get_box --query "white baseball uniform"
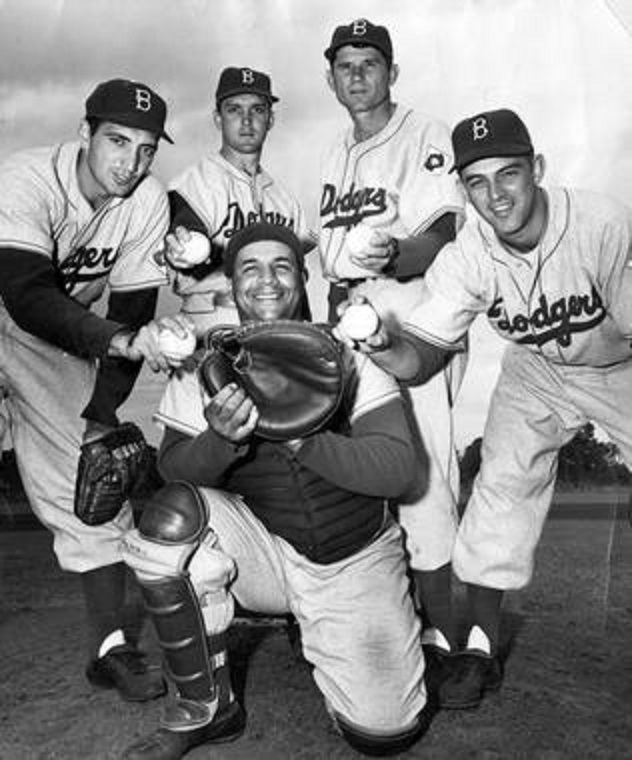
[405,185,632,588]
[318,105,466,570]
[168,153,311,334]
[0,141,168,571]
[153,348,426,730]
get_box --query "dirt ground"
[1,489,632,760]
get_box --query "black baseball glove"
[74,422,149,526]
[198,320,347,441]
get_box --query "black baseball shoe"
[122,700,246,760]
[86,644,166,702]
[422,643,457,701]
[438,649,504,709]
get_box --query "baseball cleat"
[121,700,246,760]
[438,650,504,709]
[422,643,456,700]
[85,644,166,702]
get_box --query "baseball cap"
[85,78,173,144]
[224,222,305,276]
[324,18,393,66]
[451,108,533,172]
[215,67,279,105]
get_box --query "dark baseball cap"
[452,108,533,173]
[215,67,279,105]
[324,18,393,65]
[224,222,304,276]
[85,78,173,144]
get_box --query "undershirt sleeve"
[168,191,208,235]
[391,212,457,279]
[157,424,249,485]
[0,247,123,358]
[294,398,419,498]
[81,288,159,426]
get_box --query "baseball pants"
[352,276,465,572]
[188,489,427,734]
[0,306,133,572]
[454,344,632,589]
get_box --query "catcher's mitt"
[198,320,347,441]
[74,422,148,526]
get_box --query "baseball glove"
[198,320,347,441]
[74,422,149,526]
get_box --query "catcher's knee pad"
[334,710,431,757]
[138,479,209,544]
[123,481,236,627]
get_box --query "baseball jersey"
[405,186,632,367]
[318,105,464,281]
[168,153,310,326]
[0,141,168,307]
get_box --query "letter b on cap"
[135,88,152,112]
[472,117,489,141]
[241,69,255,84]
[352,19,368,36]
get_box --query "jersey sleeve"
[404,227,493,347]
[166,162,232,303]
[154,365,209,437]
[169,161,223,232]
[0,157,58,256]
[347,351,401,423]
[398,117,465,235]
[293,352,416,497]
[108,178,169,292]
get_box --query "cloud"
[2,0,632,444]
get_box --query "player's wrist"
[382,237,400,275]
[107,328,137,358]
[82,419,115,444]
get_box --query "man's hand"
[204,383,259,443]
[334,296,423,380]
[349,229,398,274]
[164,226,211,270]
[334,296,392,355]
[107,313,196,372]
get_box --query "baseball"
[340,302,380,341]
[346,223,375,255]
[180,231,211,266]
[158,327,197,361]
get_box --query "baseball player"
[355,107,632,709]
[120,222,433,760]
[164,66,313,336]
[0,79,188,701]
[318,18,467,663]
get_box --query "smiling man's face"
[232,240,304,322]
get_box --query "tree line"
[459,422,631,494]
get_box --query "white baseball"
[180,231,211,266]
[158,328,197,361]
[340,303,380,341]
[346,223,375,255]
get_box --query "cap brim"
[324,39,391,63]
[453,147,533,173]
[217,89,279,104]
[89,111,174,144]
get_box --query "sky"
[1,0,632,449]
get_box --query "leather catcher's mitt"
[198,320,346,441]
[74,422,148,526]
